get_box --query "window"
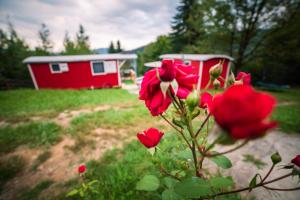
[184,60,191,65]
[50,63,61,73]
[91,61,105,75]
[50,63,68,73]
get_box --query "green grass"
[18,180,53,200]
[267,89,300,133]
[0,155,26,192]
[0,122,61,153]
[31,151,52,171]
[0,89,136,121]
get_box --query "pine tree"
[63,31,76,55]
[108,41,116,53]
[75,24,91,54]
[116,40,122,53]
[171,0,205,53]
[36,23,53,55]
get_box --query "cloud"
[0,0,179,51]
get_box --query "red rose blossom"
[78,164,86,174]
[137,128,164,148]
[139,60,198,116]
[292,155,300,167]
[210,85,277,139]
[199,92,213,109]
[236,72,251,85]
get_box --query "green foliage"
[136,175,160,191]
[31,151,52,171]
[242,154,267,169]
[19,180,53,200]
[209,154,232,169]
[66,180,99,198]
[209,177,234,189]
[0,155,26,192]
[0,122,61,153]
[35,23,53,55]
[174,177,212,198]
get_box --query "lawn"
[0,88,299,199]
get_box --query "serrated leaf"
[209,155,232,169]
[136,175,160,191]
[162,189,183,200]
[174,177,212,198]
[163,177,179,189]
[210,177,234,189]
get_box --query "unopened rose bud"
[213,79,221,89]
[227,72,235,86]
[271,152,282,165]
[209,62,223,80]
[186,90,199,111]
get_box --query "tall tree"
[116,40,122,53]
[63,31,76,55]
[171,0,205,53]
[108,41,116,53]
[75,24,91,54]
[36,23,52,55]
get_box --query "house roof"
[144,61,162,68]
[23,54,137,64]
[160,54,234,61]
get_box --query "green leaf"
[171,170,186,178]
[172,118,185,129]
[209,177,234,189]
[209,155,232,169]
[174,177,212,198]
[163,177,179,189]
[162,189,183,200]
[249,174,258,192]
[66,189,78,197]
[215,194,241,200]
[136,175,160,191]
[177,149,193,160]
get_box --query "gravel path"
[209,131,300,200]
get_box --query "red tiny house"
[24,54,137,90]
[160,54,233,90]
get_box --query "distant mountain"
[94,48,109,54]
[122,45,146,54]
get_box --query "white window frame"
[49,63,62,74]
[90,61,106,76]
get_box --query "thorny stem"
[195,113,211,138]
[201,172,294,199]
[206,140,249,157]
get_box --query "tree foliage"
[35,23,53,55]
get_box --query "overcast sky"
[0,0,179,51]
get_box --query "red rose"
[210,85,277,139]
[199,92,213,109]
[236,72,251,85]
[139,60,198,116]
[137,128,164,148]
[292,155,300,167]
[78,164,86,174]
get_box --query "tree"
[171,0,205,53]
[63,31,76,55]
[36,23,52,55]
[116,40,122,53]
[75,24,91,54]
[108,41,116,53]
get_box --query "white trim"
[23,54,137,64]
[197,61,203,91]
[27,64,39,90]
[90,61,106,76]
[49,63,62,74]
[160,54,234,61]
[224,61,231,88]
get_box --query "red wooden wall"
[30,60,119,89]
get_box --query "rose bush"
[136,60,300,199]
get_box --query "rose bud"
[186,90,199,111]
[236,72,251,85]
[226,72,235,86]
[271,152,282,165]
[213,79,221,89]
[78,164,86,174]
[199,92,213,110]
[209,61,223,80]
[291,155,300,167]
[210,85,277,139]
[137,128,164,148]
